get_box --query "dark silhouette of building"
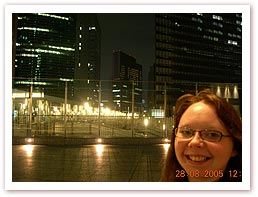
[112,51,143,113]
[150,13,242,116]
[74,14,101,106]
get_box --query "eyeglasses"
[175,127,232,142]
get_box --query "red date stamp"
[176,169,224,178]
[204,170,224,178]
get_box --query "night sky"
[97,13,155,81]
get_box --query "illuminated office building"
[13,13,101,103]
[13,13,76,99]
[151,13,242,115]
[112,51,143,113]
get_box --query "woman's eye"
[206,131,220,138]
[181,130,192,136]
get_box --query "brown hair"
[160,89,242,182]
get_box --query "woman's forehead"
[178,102,224,129]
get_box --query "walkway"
[12,144,169,182]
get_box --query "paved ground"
[12,144,169,182]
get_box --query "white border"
[5,4,250,191]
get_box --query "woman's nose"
[188,131,204,147]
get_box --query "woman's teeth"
[189,155,207,161]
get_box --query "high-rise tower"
[112,51,143,113]
[151,13,242,115]
[74,14,101,105]
[13,13,76,99]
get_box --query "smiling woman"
[160,89,242,182]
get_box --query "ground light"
[97,138,102,144]
[162,143,170,154]
[22,144,34,157]
[162,138,170,154]
[25,137,34,144]
[144,118,149,137]
[163,138,170,144]
[95,144,104,157]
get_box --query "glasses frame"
[175,127,232,142]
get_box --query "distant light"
[12,92,44,99]
[89,27,96,30]
[25,138,34,144]
[22,144,34,157]
[162,143,170,154]
[163,138,170,144]
[233,85,239,99]
[216,85,222,97]
[60,78,73,82]
[224,85,231,98]
[97,138,102,144]
[95,144,104,157]
[163,124,166,131]
[18,27,50,32]
[144,118,149,127]
[37,13,70,21]
[213,15,223,21]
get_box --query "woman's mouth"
[187,155,210,162]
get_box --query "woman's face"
[174,101,236,181]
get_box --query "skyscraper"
[13,13,101,104]
[74,14,101,105]
[151,13,242,115]
[13,13,76,99]
[112,51,143,113]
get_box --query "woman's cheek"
[174,139,186,157]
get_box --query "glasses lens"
[176,128,223,142]
[177,128,193,138]
[201,130,221,142]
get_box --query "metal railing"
[12,78,241,139]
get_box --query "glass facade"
[14,13,76,98]
[151,13,242,115]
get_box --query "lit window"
[48,45,74,51]
[174,22,180,27]
[89,27,96,30]
[213,15,223,21]
[228,40,238,45]
[17,27,50,32]
[37,13,69,20]
[197,27,202,31]
[236,20,242,25]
